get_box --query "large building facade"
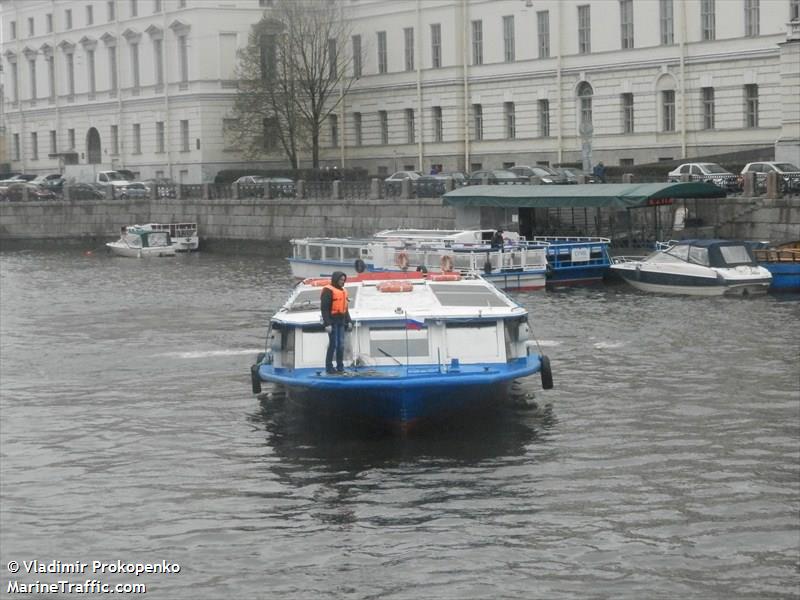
[2,0,799,181]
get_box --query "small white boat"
[134,222,199,252]
[250,271,553,433]
[610,239,772,296]
[106,226,176,258]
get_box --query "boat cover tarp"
[442,182,726,209]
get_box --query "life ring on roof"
[395,251,410,270]
[440,255,454,272]
[377,281,414,293]
[428,272,461,282]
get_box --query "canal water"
[1,248,798,599]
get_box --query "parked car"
[116,169,137,181]
[30,174,65,193]
[740,162,800,193]
[509,165,569,184]
[1,182,57,201]
[139,178,177,199]
[117,182,149,199]
[233,175,296,197]
[553,167,598,184]
[467,169,528,185]
[233,175,268,186]
[0,173,37,185]
[66,182,105,200]
[667,163,742,192]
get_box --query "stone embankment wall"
[0,196,457,253]
[697,197,800,242]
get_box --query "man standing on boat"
[321,271,353,374]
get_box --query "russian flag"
[405,318,425,330]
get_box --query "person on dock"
[321,271,353,374]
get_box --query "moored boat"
[250,272,553,433]
[106,226,177,258]
[610,239,772,296]
[133,222,199,252]
[752,241,800,292]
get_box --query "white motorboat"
[106,226,176,258]
[610,239,772,296]
[134,222,199,251]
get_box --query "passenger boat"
[288,229,611,290]
[250,272,553,433]
[133,222,199,252]
[610,239,772,296]
[751,240,800,292]
[106,225,177,258]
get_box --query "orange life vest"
[323,285,348,315]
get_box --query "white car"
[740,162,800,192]
[667,163,741,192]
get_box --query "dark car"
[117,182,149,200]
[553,167,597,184]
[509,165,569,184]
[1,182,57,201]
[66,183,105,200]
[467,169,528,185]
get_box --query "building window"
[745,0,759,37]
[430,23,442,68]
[377,31,387,74]
[791,0,800,21]
[153,39,163,86]
[659,0,674,45]
[353,112,362,146]
[9,62,18,103]
[108,46,118,90]
[180,120,190,151]
[50,130,57,154]
[330,114,339,147]
[66,53,75,97]
[46,14,53,33]
[432,106,442,142]
[379,110,388,144]
[472,104,483,141]
[28,17,35,37]
[622,93,634,133]
[65,9,73,29]
[110,125,119,154]
[28,59,37,100]
[87,49,96,96]
[578,5,591,54]
[156,121,165,153]
[539,99,550,137]
[131,0,138,17]
[504,102,515,139]
[471,20,483,65]
[503,16,515,62]
[537,11,550,58]
[702,87,715,129]
[352,35,362,78]
[404,28,414,71]
[31,132,39,160]
[68,128,75,149]
[701,0,715,40]
[10,21,16,40]
[620,0,634,49]
[108,1,115,21]
[13,134,20,161]
[133,123,141,153]
[46,56,55,99]
[130,43,140,88]
[179,0,187,7]
[178,35,189,83]
[577,81,593,129]
[662,90,675,131]
[154,0,162,11]
[406,109,415,144]
[87,5,94,25]
[745,84,759,128]
[328,38,337,80]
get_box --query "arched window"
[86,127,101,164]
[577,81,593,129]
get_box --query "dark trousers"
[325,320,346,371]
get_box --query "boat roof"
[274,273,527,326]
[669,239,748,248]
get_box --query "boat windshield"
[147,232,171,247]
[718,245,755,266]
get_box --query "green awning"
[442,182,726,209]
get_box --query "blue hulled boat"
[250,272,553,433]
[752,241,800,292]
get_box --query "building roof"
[442,182,727,209]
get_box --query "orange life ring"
[377,281,414,293]
[395,251,410,270]
[440,255,454,272]
[428,273,461,282]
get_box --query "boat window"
[666,244,690,261]
[308,245,322,260]
[429,284,508,307]
[147,232,170,247]
[342,246,360,260]
[687,245,709,266]
[446,322,499,359]
[719,245,754,266]
[369,328,428,358]
[123,233,142,248]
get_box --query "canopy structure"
[442,182,726,209]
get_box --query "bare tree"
[229,0,355,169]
